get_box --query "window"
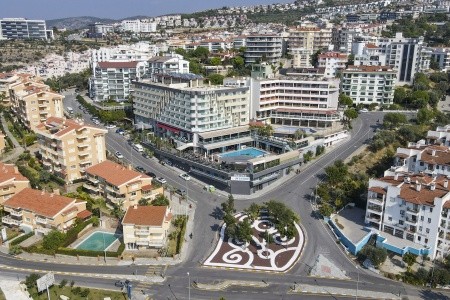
[426,228,430,233]
[421,216,424,221]
[425,238,428,244]
[418,236,421,241]
[419,226,422,231]
[388,217,392,221]
[428,218,431,223]
[430,207,433,213]
[399,220,404,225]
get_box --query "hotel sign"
[231,174,250,182]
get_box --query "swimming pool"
[219,147,268,158]
[75,232,121,251]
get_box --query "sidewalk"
[0,114,24,162]
[0,279,30,300]
[292,283,401,299]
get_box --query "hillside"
[46,16,116,30]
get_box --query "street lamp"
[187,272,191,300]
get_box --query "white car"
[93,119,101,125]
[179,173,191,181]
[359,108,368,113]
[155,177,167,184]
[114,151,124,159]
[105,124,116,129]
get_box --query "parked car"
[142,153,149,159]
[135,166,145,173]
[114,151,124,159]
[114,280,130,288]
[105,124,116,129]
[116,128,124,135]
[359,108,368,113]
[179,173,191,181]
[176,189,187,196]
[145,171,156,178]
[155,177,167,184]
[93,119,101,125]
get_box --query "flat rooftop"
[379,232,426,251]
[334,207,370,244]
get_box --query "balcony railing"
[405,217,418,224]
[407,207,419,214]
[2,216,21,226]
[367,205,382,213]
[36,217,48,224]
[9,210,23,217]
[135,230,150,235]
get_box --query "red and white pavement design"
[203,213,304,272]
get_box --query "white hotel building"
[132,73,250,154]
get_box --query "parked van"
[67,107,74,114]
[133,144,144,152]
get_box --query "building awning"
[157,123,180,134]
[134,121,153,130]
[77,210,92,219]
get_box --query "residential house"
[0,162,30,205]
[84,160,163,210]
[122,205,172,249]
[2,188,87,234]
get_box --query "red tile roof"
[319,52,348,59]
[3,188,78,218]
[0,162,29,183]
[97,61,139,69]
[369,186,386,195]
[36,116,105,138]
[77,210,92,219]
[86,160,150,187]
[365,43,379,49]
[122,206,169,226]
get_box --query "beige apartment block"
[2,188,87,234]
[9,80,64,130]
[122,205,172,249]
[84,160,163,210]
[287,26,333,53]
[0,162,30,205]
[35,117,107,182]
[0,73,34,106]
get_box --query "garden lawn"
[28,285,126,300]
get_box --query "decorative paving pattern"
[204,213,304,272]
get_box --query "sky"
[2,0,293,20]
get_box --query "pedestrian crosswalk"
[134,265,168,292]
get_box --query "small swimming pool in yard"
[75,232,121,251]
[219,147,268,158]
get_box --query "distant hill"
[46,16,116,30]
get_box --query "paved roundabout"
[204,212,304,272]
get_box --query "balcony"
[83,183,99,192]
[368,197,384,205]
[36,217,48,224]
[107,195,126,203]
[135,230,150,236]
[366,215,381,223]
[367,205,382,213]
[87,177,99,184]
[2,216,21,226]
[9,210,23,217]
[405,217,418,224]
[406,207,419,214]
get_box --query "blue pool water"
[75,232,121,251]
[220,148,268,158]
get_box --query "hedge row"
[10,231,34,246]
[76,95,99,118]
[63,219,94,247]
[56,242,125,257]
[176,217,188,254]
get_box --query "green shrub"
[10,231,34,246]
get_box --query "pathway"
[0,279,30,300]
[0,114,24,162]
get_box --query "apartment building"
[84,160,163,210]
[244,34,283,65]
[9,81,64,130]
[2,188,87,234]
[318,52,348,78]
[430,48,450,72]
[341,65,397,105]
[87,23,113,38]
[147,54,189,76]
[0,73,34,106]
[35,117,107,182]
[366,174,450,260]
[0,162,30,205]
[91,61,147,101]
[332,27,362,54]
[289,48,313,69]
[91,42,158,64]
[121,19,157,33]
[132,73,250,153]
[122,205,172,249]
[378,33,431,85]
[353,43,386,67]
[0,18,53,40]
[287,26,333,53]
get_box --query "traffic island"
[203,209,304,272]
[194,280,268,291]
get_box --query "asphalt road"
[1,91,446,299]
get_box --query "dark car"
[176,189,187,196]
[114,280,130,288]
[146,171,156,178]
[135,166,145,173]
[142,153,149,159]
